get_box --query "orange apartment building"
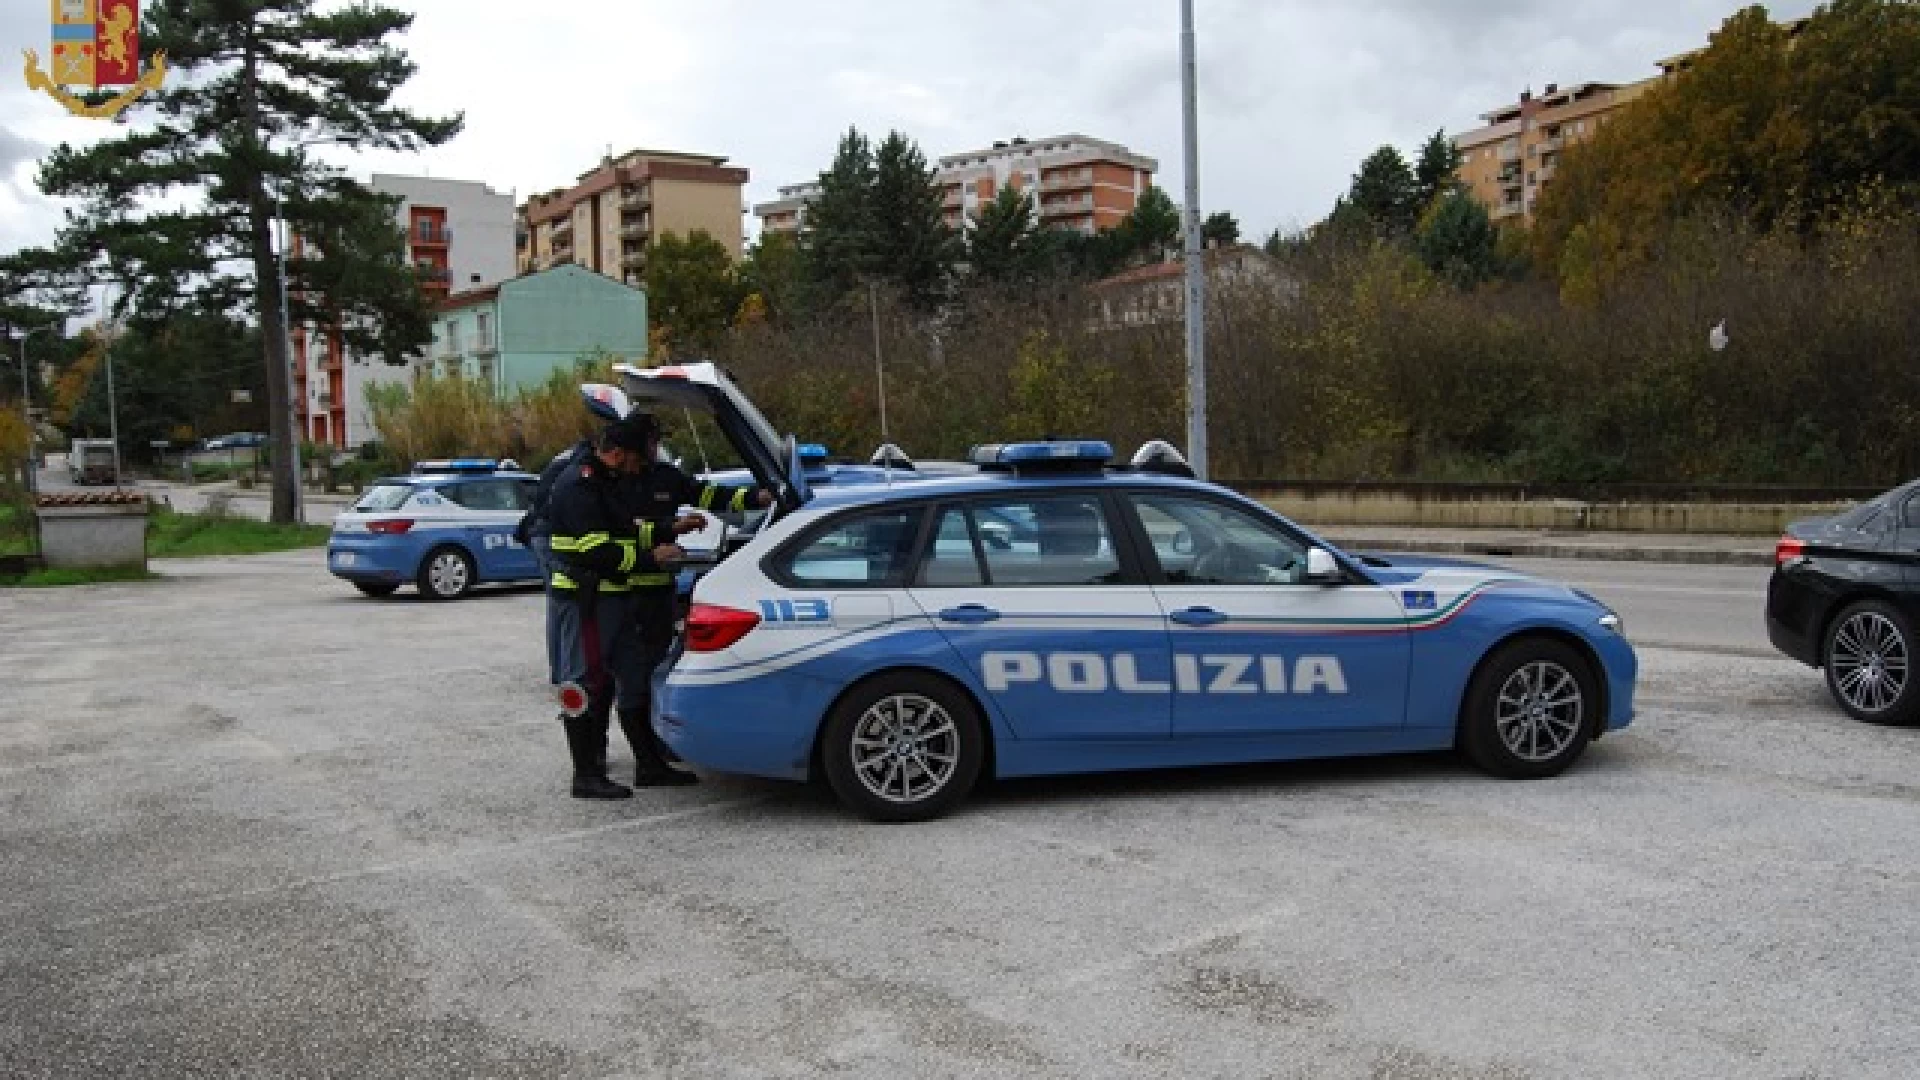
[1454,18,1810,225]
[754,134,1157,238]
[517,149,751,285]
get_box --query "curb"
[1326,536,1773,568]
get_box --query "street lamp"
[12,324,53,498]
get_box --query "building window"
[476,312,492,350]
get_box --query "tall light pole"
[275,208,303,524]
[14,324,52,498]
[1180,0,1209,480]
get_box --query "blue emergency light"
[412,458,500,475]
[969,440,1113,471]
[797,443,830,462]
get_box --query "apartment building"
[1454,17,1810,225]
[753,134,1158,238]
[516,149,751,285]
[1453,81,1652,225]
[429,264,648,396]
[293,173,516,448]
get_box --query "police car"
[614,364,1638,822]
[327,459,542,600]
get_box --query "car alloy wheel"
[419,547,474,601]
[821,672,985,822]
[850,693,961,805]
[1461,637,1597,779]
[1494,660,1585,764]
[1824,601,1917,725]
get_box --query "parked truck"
[69,439,117,485]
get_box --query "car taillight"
[368,519,415,535]
[685,604,760,652]
[1775,535,1806,565]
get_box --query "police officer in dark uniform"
[613,413,773,786]
[517,436,592,686]
[543,417,686,800]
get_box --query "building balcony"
[550,219,575,243]
[619,217,652,240]
[941,189,963,208]
[1493,201,1524,220]
[412,225,451,248]
[1041,195,1095,216]
[1043,171,1093,191]
[1538,136,1564,153]
[621,186,651,211]
[1498,143,1522,163]
[621,249,647,272]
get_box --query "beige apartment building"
[1454,17,1810,225]
[1453,81,1653,224]
[754,134,1157,238]
[517,149,750,285]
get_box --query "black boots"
[620,707,698,787]
[563,714,632,800]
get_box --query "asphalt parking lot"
[3,552,1918,1078]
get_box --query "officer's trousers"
[550,589,648,718]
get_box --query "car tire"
[1461,637,1598,779]
[1822,599,1919,726]
[417,546,475,601]
[353,581,400,598]
[820,672,986,823]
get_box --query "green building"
[430,263,648,394]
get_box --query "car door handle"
[938,604,1002,624]
[1169,606,1229,627]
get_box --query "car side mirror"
[1304,547,1343,584]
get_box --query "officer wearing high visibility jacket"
[616,413,773,784]
[544,417,687,800]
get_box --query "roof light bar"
[968,440,1114,468]
[798,443,830,462]
[412,458,499,474]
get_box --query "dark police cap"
[602,412,658,452]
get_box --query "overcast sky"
[1,0,1821,260]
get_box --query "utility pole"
[1180,0,1209,480]
[15,325,52,503]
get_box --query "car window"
[443,479,521,512]
[354,484,416,513]
[1132,494,1308,585]
[917,507,985,587]
[780,507,922,587]
[1900,493,1920,531]
[972,495,1121,586]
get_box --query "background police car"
[652,440,1636,821]
[327,460,542,600]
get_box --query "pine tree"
[1414,129,1466,213]
[35,0,459,522]
[967,186,1042,284]
[870,132,960,311]
[801,128,880,306]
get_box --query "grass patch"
[0,566,156,588]
[148,508,331,558]
[0,500,27,558]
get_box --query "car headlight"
[1599,612,1625,638]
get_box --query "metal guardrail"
[1227,480,1885,504]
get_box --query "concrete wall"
[38,504,148,569]
[1258,491,1856,535]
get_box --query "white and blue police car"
[613,366,1637,822]
[327,458,542,600]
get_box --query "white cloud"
[0,0,1826,256]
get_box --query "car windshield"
[354,484,416,513]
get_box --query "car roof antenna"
[682,407,712,478]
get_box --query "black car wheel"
[1461,637,1597,779]
[821,672,985,823]
[417,546,475,601]
[1823,600,1918,725]
[353,581,400,598]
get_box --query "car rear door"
[906,491,1172,741]
[1120,490,1411,736]
[441,478,534,580]
[615,362,810,514]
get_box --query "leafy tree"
[645,230,741,355]
[1533,1,1920,293]
[1415,190,1502,288]
[1345,146,1420,237]
[870,131,961,311]
[1121,185,1182,264]
[35,0,459,522]
[737,231,806,322]
[1202,211,1242,248]
[967,186,1043,284]
[64,314,267,459]
[1414,129,1465,212]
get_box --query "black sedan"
[1767,483,1920,725]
